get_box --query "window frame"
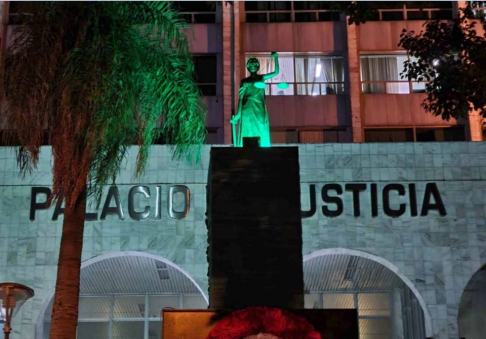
[305,291,396,339]
[373,3,454,21]
[244,1,341,23]
[364,126,467,143]
[360,53,428,95]
[193,54,218,97]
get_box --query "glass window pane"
[246,13,267,23]
[245,1,291,11]
[269,13,291,22]
[304,293,321,309]
[183,295,208,309]
[79,296,112,319]
[77,322,110,339]
[149,321,163,339]
[294,1,331,10]
[407,10,429,20]
[360,55,407,81]
[322,293,355,309]
[114,295,146,319]
[361,55,409,94]
[112,321,145,339]
[318,11,341,21]
[149,295,180,318]
[194,55,217,84]
[365,129,414,142]
[381,11,404,21]
[412,82,426,93]
[295,12,317,22]
[358,293,391,316]
[359,318,393,339]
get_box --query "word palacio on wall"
[30,182,446,221]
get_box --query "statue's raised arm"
[263,52,279,81]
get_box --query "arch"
[36,251,208,339]
[458,263,486,339]
[304,248,434,338]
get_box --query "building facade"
[0,2,486,339]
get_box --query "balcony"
[267,95,349,127]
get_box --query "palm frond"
[4,1,207,209]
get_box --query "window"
[205,128,221,144]
[369,2,454,21]
[416,127,466,141]
[470,2,486,19]
[365,129,414,142]
[482,126,486,141]
[245,1,340,23]
[271,128,348,144]
[360,55,429,94]
[172,1,217,23]
[43,294,207,339]
[305,292,393,339]
[361,55,410,94]
[296,56,344,95]
[193,55,217,96]
[365,127,466,142]
[246,54,345,96]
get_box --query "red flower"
[207,307,322,339]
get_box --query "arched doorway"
[458,264,486,339]
[37,251,208,339]
[304,249,433,339]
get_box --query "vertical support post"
[393,289,405,339]
[108,295,114,339]
[222,2,241,144]
[144,293,149,339]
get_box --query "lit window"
[295,56,344,95]
[360,55,410,94]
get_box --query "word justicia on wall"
[300,182,446,218]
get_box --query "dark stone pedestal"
[207,146,303,309]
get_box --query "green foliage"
[399,3,486,120]
[4,1,206,208]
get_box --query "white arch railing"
[304,248,434,338]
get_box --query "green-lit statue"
[230,52,279,147]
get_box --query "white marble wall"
[0,142,485,339]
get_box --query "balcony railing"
[179,11,217,24]
[361,81,427,94]
[245,9,340,23]
[264,82,345,95]
[374,7,453,21]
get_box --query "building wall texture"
[1,143,486,339]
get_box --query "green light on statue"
[277,82,289,89]
[254,82,267,89]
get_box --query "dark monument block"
[207,146,303,309]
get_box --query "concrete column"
[468,110,484,141]
[346,21,364,143]
[222,2,241,144]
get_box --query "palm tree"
[2,2,206,338]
